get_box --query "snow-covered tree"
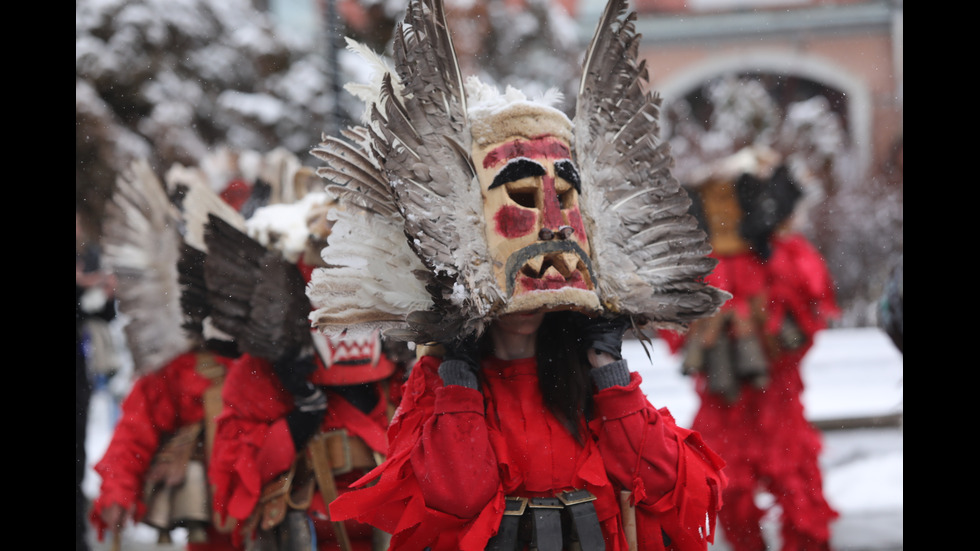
[76,0,583,235]
[76,0,347,232]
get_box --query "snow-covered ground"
[627,327,904,550]
[83,327,903,550]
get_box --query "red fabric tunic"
[663,234,840,551]
[329,354,726,551]
[209,353,397,551]
[89,352,238,551]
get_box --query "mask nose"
[538,225,574,241]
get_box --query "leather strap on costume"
[195,352,226,464]
[151,422,204,482]
[307,431,353,551]
[243,462,295,535]
[243,428,380,549]
[489,490,604,551]
[486,497,527,551]
[557,490,604,551]
[529,497,563,551]
[142,423,214,543]
[195,352,237,534]
[316,428,382,475]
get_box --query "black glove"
[285,391,326,451]
[438,334,481,389]
[273,354,319,398]
[274,354,327,450]
[578,315,630,361]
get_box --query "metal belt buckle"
[503,496,529,516]
[528,497,564,509]
[556,489,597,507]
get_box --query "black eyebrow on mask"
[490,158,546,189]
[554,159,581,192]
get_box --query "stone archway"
[655,49,872,178]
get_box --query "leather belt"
[529,497,564,551]
[487,490,604,551]
[486,497,527,551]
[320,429,381,475]
[558,490,604,551]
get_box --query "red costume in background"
[663,233,840,551]
[329,354,726,551]
[90,352,238,551]
[209,353,402,551]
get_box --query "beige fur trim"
[470,103,573,147]
[500,288,602,316]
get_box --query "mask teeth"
[542,266,565,280]
[554,252,580,277]
[370,330,381,367]
[522,252,583,279]
[329,335,377,366]
[524,255,545,276]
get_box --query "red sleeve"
[329,356,505,551]
[590,372,680,503]
[412,383,499,517]
[591,372,727,550]
[765,234,841,339]
[89,353,200,540]
[208,354,295,531]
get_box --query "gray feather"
[101,159,192,374]
[202,214,312,362]
[575,0,729,329]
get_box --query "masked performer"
[663,146,841,551]
[196,189,410,551]
[304,1,732,549]
[89,159,246,551]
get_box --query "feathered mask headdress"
[307,0,729,344]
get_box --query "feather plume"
[575,0,729,330]
[165,163,246,252]
[201,214,312,362]
[309,0,501,343]
[101,159,192,373]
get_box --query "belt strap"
[558,490,604,551]
[486,497,527,551]
[307,433,353,551]
[528,497,563,551]
[492,490,605,551]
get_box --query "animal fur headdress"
[307,0,729,344]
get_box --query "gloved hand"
[285,389,327,451]
[578,315,630,361]
[438,334,481,389]
[274,354,327,450]
[577,314,632,389]
[273,354,319,398]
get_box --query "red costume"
[90,351,238,551]
[664,233,841,551]
[209,352,402,551]
[329,354,726,551]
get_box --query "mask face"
[473,133,600,314]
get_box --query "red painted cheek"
[566,209,587,240]
[495,205,537,238]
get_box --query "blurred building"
[574,0,903,324]
[590,0,902,187]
